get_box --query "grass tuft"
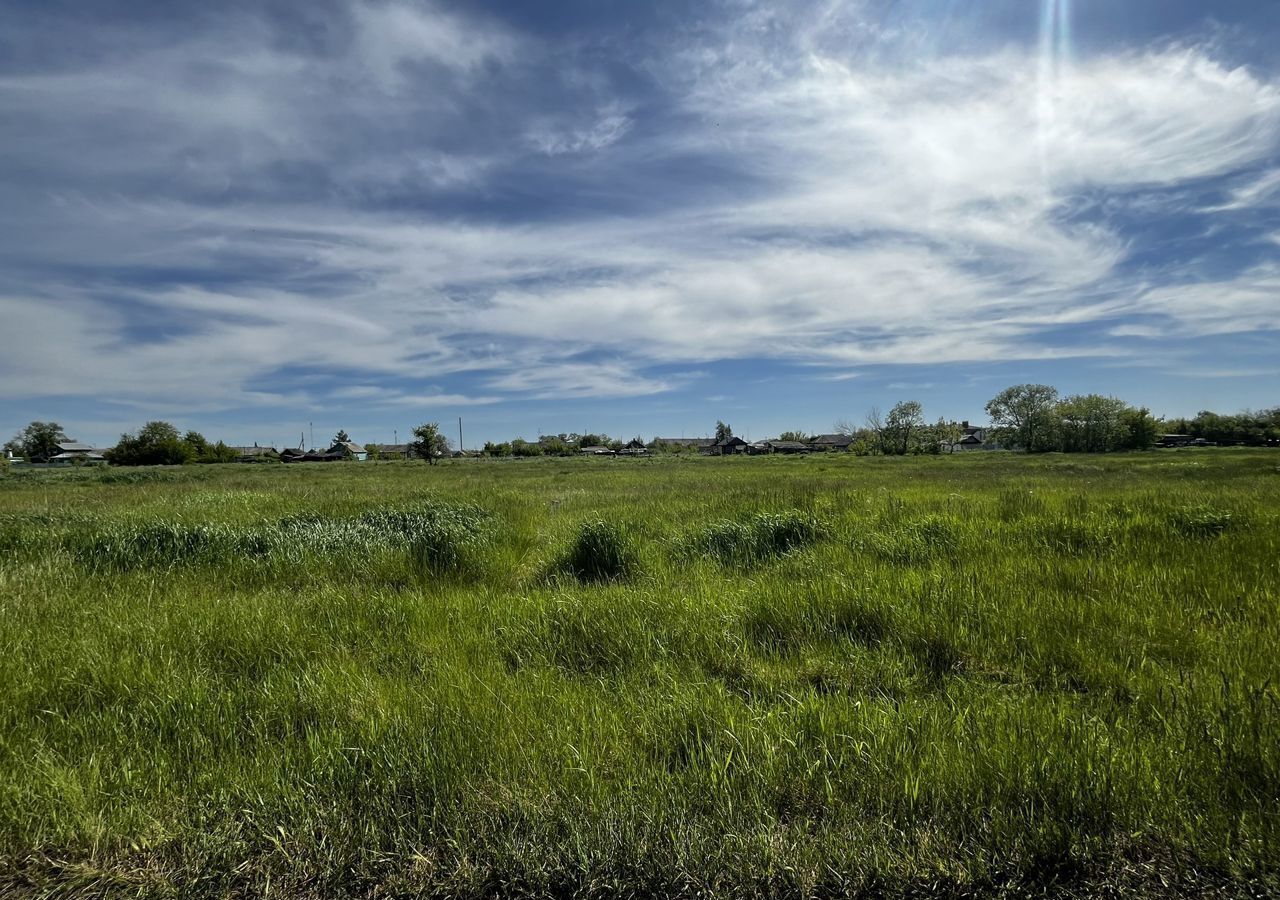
[686,510,822,565]
[557,520,638,582]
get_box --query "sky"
[1,0,1278,450]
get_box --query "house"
[765,439,810,454]
[369,443,412,460]
[709,436,749,455]
[651,437,716,452]
[579,445,615,456]
[945,422,994,453]
[328,441,368,461]
[748,440,811,455]
[230,445,278,462]
[48,442,108,466]
[618,438,649,457]
[807,434,853,452]
[283,441,367,462]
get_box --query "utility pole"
[458,417,464,454]
[309,422,313,451]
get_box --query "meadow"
[0,451,1277,898]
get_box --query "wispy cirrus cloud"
[1,0,1278,442]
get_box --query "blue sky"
[1,0,1277,449]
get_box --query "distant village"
[4,386,1277,467]
[2,425,998,467]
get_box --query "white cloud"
[1133,264,1280,337]
[526,104,633,155]
[1,1,1278,415]
[352,2,521,85]
[1204,167,1280,211]
[485,362,696,400]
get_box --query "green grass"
[0,451,1277,897]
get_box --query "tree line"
[5,387,1277,465]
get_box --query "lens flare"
[1037,0,1073,184]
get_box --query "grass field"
[0,451,1277,898]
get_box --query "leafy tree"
[985,384,1059,452]
[483,441,512,457]
[4,421,69,462]
[183,430,210,457]
[364,443,381,460]
[715,421,733,442]
[1056,394,1128,453]
[885,400,925,455]
[410,422,450,464]
[510,438,544,457]
[1165,408,1280,446]
[1120,406,1159,451]
[333,429,351,445]
[778,431,810,443]
[203,441,239,463]
[179,431,240,463]
[929,418,964,454]
[110,421,194,466]
[540,436,571,456]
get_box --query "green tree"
[1120,406,1158,451]
[203,441,239,463]
[510,438,544,457]
[183,430,210,457]
[4,421,69,462]
[110,421,194,466]
[930,418,964,454]
[333,429,351,445]
[778,430,810,443]
[885,400,925,455]
[410,422,449,464]
[1056,394,1128,453]
[715,421,733,442]
[985,384,1059,452]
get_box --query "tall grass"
[0,450,1278,897]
